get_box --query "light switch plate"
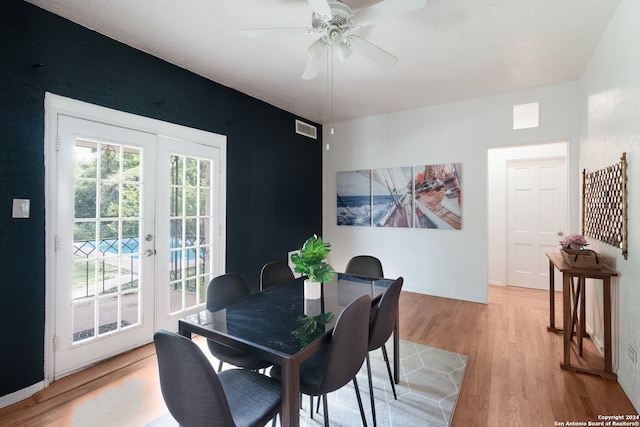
[12,199,30,218]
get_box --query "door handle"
[142,249,156,258]
[557,231,564,236]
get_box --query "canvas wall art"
[337,163,462,230]
[336,170,371,226]
[414,163,462,230]
[372,167,413,227]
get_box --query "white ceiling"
[26,0,621,124]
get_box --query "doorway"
[45,94,226,380]
[487,142,569,290]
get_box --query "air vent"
[295,119,317,139]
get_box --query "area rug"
[147,339,468,427]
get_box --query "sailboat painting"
[337,163,463,229]
[414,163,462,229]
[372,167,413,228]
[336,170,372,226]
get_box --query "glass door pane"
[168,154,213,314]
[72,140,143,342]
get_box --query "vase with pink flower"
[559,234,601,269]
[560,234,588,250]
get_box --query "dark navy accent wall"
[0,0,322,397]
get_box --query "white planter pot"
[304,279,322,300]
[304,298,321,316]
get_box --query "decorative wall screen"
[582,153,627,259]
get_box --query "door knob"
[557,231,564,236]
[142,249,156,258]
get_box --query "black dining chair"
[260,261,295,290]
[270,294,372,427]
[365,277,404,427]
[206,273,272,372]
[154,329,281,427]
[345,255,384,278]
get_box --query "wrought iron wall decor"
[582,153,627,259]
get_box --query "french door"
[54,115,156,377]
[47,94,225,379]
[155,136,221,332]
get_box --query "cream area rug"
[147,339,468,427]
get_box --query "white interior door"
[54,115,157,378]
[507,158,567,290]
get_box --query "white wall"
[322,83,580,303]
[579,0,640,411]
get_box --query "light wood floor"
[0,286,636,426]
[402,286,637,426]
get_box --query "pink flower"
[560,234,588,250]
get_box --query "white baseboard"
[586,323,606,359]
[402,285,488,304]
[0,381,45,409]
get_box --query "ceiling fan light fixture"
[336,42,352,61]
[308,37,327,57]
[325,25,344,46]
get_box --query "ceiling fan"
[240,0,427,80]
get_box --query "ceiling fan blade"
[302,53,326,80]
[307,0,333,19]
[303,39,328,80]
[347,35,398,68]
[354,0,427,28]
[240,27,312,37]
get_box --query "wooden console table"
[546,252,618,379]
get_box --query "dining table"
[178,272,398,427]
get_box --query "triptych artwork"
[337,163,462,229]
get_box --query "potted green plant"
[290,234,335,299]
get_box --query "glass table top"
[181,273,394,358]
